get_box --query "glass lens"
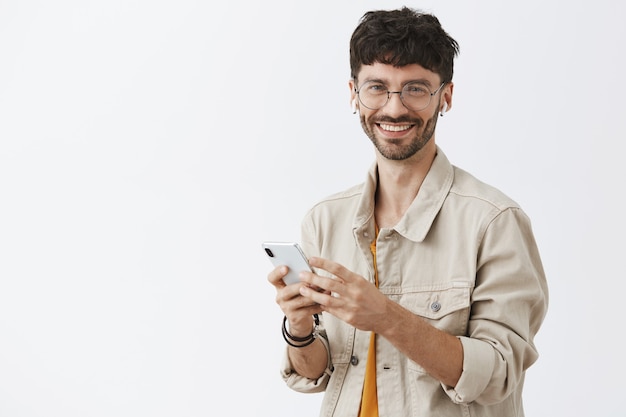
[401,82,431,111]
[357,81,388,110]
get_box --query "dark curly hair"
[349,7,459,83]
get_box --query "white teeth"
[380,124,411,132]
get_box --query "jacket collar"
[353,146,454,243]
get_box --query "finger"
[299,270,343,296]
[267,265,289,287]
[299,303,324,317]
[278,287,324,319]
[308,257,354,284]
[299,283,342,309]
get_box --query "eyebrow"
[359,77,435,88]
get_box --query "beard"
[360,106,439,161]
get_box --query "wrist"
[282,314,320,348]
[286,322,314,338]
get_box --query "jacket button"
[430,301,441,312]
[350,355,359,366]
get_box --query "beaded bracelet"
[282,314,319,348]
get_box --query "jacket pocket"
[393,281,472,337]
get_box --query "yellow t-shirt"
[358,230,379,416]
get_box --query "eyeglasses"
[355,81,445,112]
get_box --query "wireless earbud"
[351,99,357,114]
[440,102,448,117]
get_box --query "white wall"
[1,1,624,416]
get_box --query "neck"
[374,144,437,228]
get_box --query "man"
[267,7,548,417]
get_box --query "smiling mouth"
[378,123,413,132]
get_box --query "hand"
[267,265,323,337]
[298,257,389,333]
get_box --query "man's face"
[350,63,449,161]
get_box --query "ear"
[440,82,454,114]
[349,79,358,113]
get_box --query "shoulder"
[449,165,521,212]
[305,183,365,218]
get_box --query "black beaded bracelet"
[282,314,319,348]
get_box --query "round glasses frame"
[355,81,446,112]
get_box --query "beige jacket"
[281,148,549,417]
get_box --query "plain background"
[1,0,624,416]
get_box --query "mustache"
[373,115,422,125]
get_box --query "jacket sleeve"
[443,207,549,404]
[280,328,333,393]
[279,214,333,393]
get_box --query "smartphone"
[262,241,312,285]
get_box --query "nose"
[386,91,408,114]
